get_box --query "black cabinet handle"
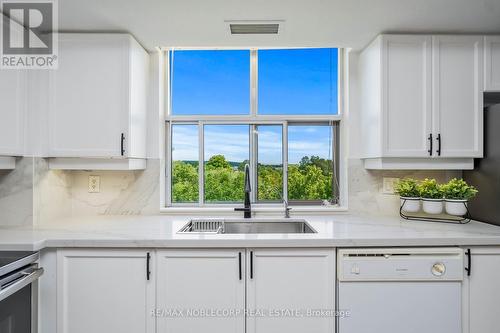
[465,248,471,276]
[250,251,253,279]
[436,134,441,156]
[238,252,242,280]
[146,252,151,280]
[428,134,433,156]
[121,133,125,156]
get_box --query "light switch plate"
[88,175,100,193]
[382,177,399,194]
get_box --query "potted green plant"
[442,178,478,216]
[418,178,444,214]
[394,178,421,213]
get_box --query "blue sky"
[170,49,337,164]
[171,48,338,116]
[171,50,250,115]
[258,49,338,115]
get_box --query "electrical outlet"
[382,177,399,194]
[88,175,100,193]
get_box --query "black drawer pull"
[146,252,151,280]
[238,252,242,280]
[465,248,471,276]
[250,251,253,279]
[121,133,125,156]
[428,134,433,156]
[436,134,441,156]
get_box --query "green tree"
[288,164,332,201]
[172,161,198,202]
[206,155,232,170]
[205,168,245,202]
[238,160,249,171]
[299,155,332,175]
[171,155,333,204]
[257,165,282,201]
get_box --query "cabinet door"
[57,249,154,333]
[247,249,335,333]
[465,248,500,333]
[156,249,245,333]
[484,36,500,92]
[381,35,432,157]
[48,35,129,158]
[432,36,483,158]
[0,70,25,156]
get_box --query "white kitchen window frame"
[164,48,344,209]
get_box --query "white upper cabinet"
[0,16,25,168]
[48,34,149,170]
[484,36,500,91]
[360,34,483,169]
[432,36,483,158]
[0,70,26,161]
[381,35,432,157]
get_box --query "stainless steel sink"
[178,218,317,234]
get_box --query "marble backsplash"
[0,157,34,226]
[35,159,161,224]
[0,157,461,226]
[347,159,461,216]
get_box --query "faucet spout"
[244,164,251,193]
[235,164,252,218]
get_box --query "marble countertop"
[1,214,500,251]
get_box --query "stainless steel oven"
[0,252,43,333]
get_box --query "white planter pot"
[445,199,468,216]
[422,199,443,215]
[400,197,421,213]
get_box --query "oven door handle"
[0,267,44,302]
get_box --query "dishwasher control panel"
[337,248,464,281]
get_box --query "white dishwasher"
[337,248,464,333]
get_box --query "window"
[170,50,250,115]
[258,49,339,115]
[256,125,283,202]
[287,125,335,202]
[204,125,249,203]
[171,124,199,203]
[167,48,341,207]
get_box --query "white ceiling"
[57,0,500,51]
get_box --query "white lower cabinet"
[55,248,335,333]
[464,247,500,333]
[156,249,245,333]
[56,249,155,333]
[247,248,336,333]
[156,248,335,333]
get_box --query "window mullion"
[250,125,257,203]
[198,122,204,206]
[283,121,288,202]
[250,50,258,203]
[166,122,172,205]
[250,49,258,117]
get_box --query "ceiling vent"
[228,22,281,35]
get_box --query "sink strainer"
[179,219,224,233]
